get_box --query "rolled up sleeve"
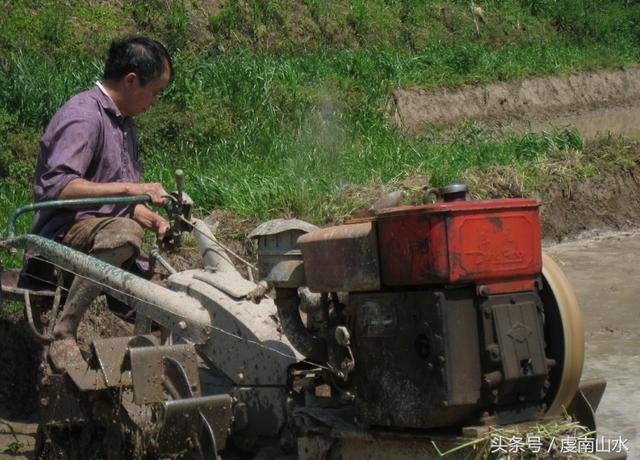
[35,113,100,201]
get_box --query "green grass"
[2,0,640,269]
[0,299,23,321]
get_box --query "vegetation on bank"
[2,0,640,266]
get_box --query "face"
[120,65,171,116]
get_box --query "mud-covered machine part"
[0,180,604,459]
[255,183,596,457]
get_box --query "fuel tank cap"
[441,183,468,202]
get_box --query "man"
[30,36,173,371]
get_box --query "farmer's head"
[103,36,173,116]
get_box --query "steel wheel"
[540,252,585,415]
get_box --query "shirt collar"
[94,81,124,120]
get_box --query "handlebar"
[5,195,153,238]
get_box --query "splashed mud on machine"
[0,176,613,459]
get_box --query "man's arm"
[58,178,167,206]
[59,179,170,244]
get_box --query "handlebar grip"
[175,170,184,197]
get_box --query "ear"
[123,72,138,85]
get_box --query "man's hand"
[133,204,170,247]
[128,182,168,206]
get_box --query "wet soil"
[393,67,640,137]
[0,320,39,458]
[529,105,640,140]
[546,232,640,458]
[539,167,640,243]
[0,320,40,418]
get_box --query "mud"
[546,232,640,458]
[393,67,640,137]
[538,167,640,243]
[0,320,39,458]
[529,105,640,140]
[76,297,134,349]
[0,414,35,458]
[0,320,40,418]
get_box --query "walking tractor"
[0,174,613,459]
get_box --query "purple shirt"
[31,85,142,239]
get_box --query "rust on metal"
[298,222,381,292]
[376,198,541,287]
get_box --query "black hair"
[103,36,173,86]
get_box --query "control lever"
[162,169,193,250]
[175,169,184,214]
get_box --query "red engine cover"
[375,199,541,293]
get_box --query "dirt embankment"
[393,67,640,134]
[474,165,640,243]
[538,167,640,242]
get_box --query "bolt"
[442,400,449,407]
[438,355,446,363]
[427,363,434,371]
[40,398,49,407]
[479,286,490,297]
[178,321,187,331]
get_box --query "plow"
[0,175,616,459]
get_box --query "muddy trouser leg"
[52,244,136,340]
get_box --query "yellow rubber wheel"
[541,252,585,415]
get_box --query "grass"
[2,0,640,269]
[431,417,595,458]
[0,420,24,454]
[0,299,23,320]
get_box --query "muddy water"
[546,232,640,458]
[531,105,640,139]
[0,408,35,459]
